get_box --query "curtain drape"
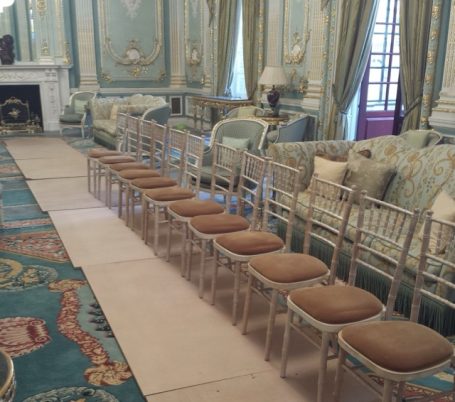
[399,0,432,132]
[242,0,261,99]
[216,0,238,96]
[326,0,378,140]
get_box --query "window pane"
[372,33,387,52]
[371,54,389,68]
[369,68,388,83]
[392,54,400,67]
[390,67,399,82]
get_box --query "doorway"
[357,0,400,141]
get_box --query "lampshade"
[0,0,15,13]
[258,66,288,86]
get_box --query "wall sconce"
[258,65,288,116]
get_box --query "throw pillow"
[315,149,371,163]
[222,136,250,150]
[344,149,395,203]
[419,191,455,253]
[313,156,348,184]
[110,104,119,121]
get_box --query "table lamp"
[258,66,288,116]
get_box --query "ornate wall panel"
[282,0,311,94]
[184,0,204,84]
[98,0,165,82]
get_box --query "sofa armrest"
[267,140,354,189]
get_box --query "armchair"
[266,113,309,145]
[59,91,97,138]
[225,106,267,119]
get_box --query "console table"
[191,95,253,130]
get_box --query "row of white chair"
[87,116,455,402]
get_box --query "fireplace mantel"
[0,63,71,132]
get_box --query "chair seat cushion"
[340,321,453,372]
[190,214,249,235]
[169,199,225,218]
[88,149,122,158]
[289,286,383,325]
[249,253,329,283]
[118,169,160,180]
[110,162,149,172]
[143,187,194,202]
[59,113,83,123]
[216,231,284,256]
[98,155,136,164]
[131,177,177,189]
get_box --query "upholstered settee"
[89,94,170,149]
[267,131,455,335]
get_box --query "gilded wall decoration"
[283,0,311,93]
[185,0,204,83]
[98,0,164,81]
[121,0,143,19]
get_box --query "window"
[228,3,247,99]
[366,0,400,111]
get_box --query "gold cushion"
[190,214,249,235]
[119,169,160,180]
[250,253,328,283]
[131,176,177,189]
[169,199,224,218]
[110,162,149,172]
[289,286,383,325]
[144,187,195,202]
[216,231,284,255]
[88,149,122,158]
[98,155,136,164]
[340,321,453,372]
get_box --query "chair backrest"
[116,112,129,142]
[125,115,141,159]
[165,127,187,185]
[349,192,420,320]
[275,114,309,143]
[208,118,269,152]
[225,106,266,119]
[138,119,155,164]
[181,133,205,192]
[69,91,97,114]
[235,152,268,229]
[410,211,455,323]
[209,142,243,211]
[303,174,356,284]
[148,121,168,175]
[261,162,303,252]
[143,104,171,125]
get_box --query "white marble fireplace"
[0,63,70,132]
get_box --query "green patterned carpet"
[0,140,145,402]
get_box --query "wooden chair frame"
[280,192,420,402]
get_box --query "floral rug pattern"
[0,142,145,401]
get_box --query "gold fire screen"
[0,97,42,134]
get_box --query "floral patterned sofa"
[267,132,455,335]
[89,94,170,149]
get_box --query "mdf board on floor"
[4,137,84,160]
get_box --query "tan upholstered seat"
[190,214,250,235]
[109,162,150,172]
[169,199,224,218]
[119,169,160,180]
[340,321,453,373]
[249,253,329,283]
[98,155,136,164]
[289,286,383,325]
[88,149,122,158]
[131,177,177,189]
[143,187,194,202]
[216,231,284,255]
